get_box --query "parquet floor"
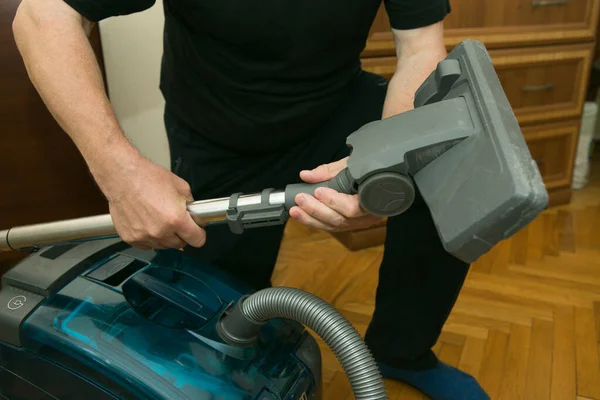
[272,146,600,399]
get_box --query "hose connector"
[216,295,265,347]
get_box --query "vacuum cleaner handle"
[283,168,356,209]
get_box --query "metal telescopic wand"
[0,169,361,253]
[0,190,287,253]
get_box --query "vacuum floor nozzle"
[413,40,549,262]
[338,39,549,263]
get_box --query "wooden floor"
[272,146,600,400]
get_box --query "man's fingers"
[176,214,207,248]
[300,157,348,183]
[295,193,346,228]
[353,214,387,229]
[290,205,381,232]
[180,184,194,203]
[314,187,367,218]
[158,234,188,249]
[289,206,338,232]
[299,164,334,183]
[173,174,194,202]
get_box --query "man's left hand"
[289,157,384,232]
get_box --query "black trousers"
[164,70,471,370]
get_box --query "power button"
[7,295,27,310]
[0,285,44,346]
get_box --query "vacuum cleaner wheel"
[358,172,415,217]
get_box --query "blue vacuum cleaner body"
[0,239,322,400]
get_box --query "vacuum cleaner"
[0,40,548,400]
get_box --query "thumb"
[300,157,348,183]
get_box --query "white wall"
[98,1,170,169]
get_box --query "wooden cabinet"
[444,0,599,48]
[363,0,600,56]
[332,0,600,251]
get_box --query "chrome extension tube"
[0,191,286,252]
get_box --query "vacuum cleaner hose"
[217,287,388,400]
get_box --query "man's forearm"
[381,22,447,119]
[382,51,446,118]
[12,0,141,199]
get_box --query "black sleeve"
[62,0,156,22]
[384,0,451,30]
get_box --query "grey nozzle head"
[217,296,265,347]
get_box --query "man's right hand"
[99,153,207,250]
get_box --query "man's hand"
[289,158,384,232]
[104,155,207,250]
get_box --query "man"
[12,0,489,398]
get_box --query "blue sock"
[378,360,490,400]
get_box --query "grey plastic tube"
[284,168,356,210]
[219,287,388,400]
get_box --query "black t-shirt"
[64,0,450,153]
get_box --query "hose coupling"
[217,295,265,347]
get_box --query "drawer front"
[445,0,591,29]
[523,121,579,189]
[360,44,594,125]
[363,0,599,57]
[492,44,593,124]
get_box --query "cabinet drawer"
[523,120,579,189]
[360,43,594,125]
[492,43,593,124]
[444,0,599,48]
[363,0,599,57]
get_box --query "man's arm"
[12,0,206,249]
[13,0,136,182]
[382,21,447,118]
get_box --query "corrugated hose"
[217,287,389,400]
